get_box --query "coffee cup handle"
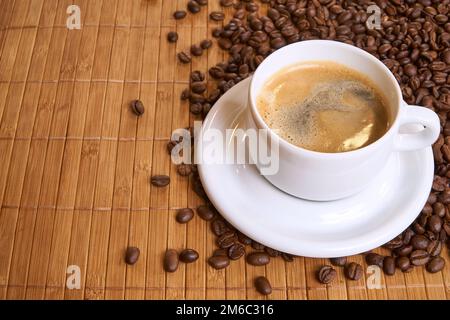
[394,102,440,151]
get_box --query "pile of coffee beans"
[161,0,450,294]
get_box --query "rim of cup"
[249,40,403,158]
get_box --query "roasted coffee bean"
[210,11,225,21]
[330,257,347,267]
[181,88,190,100]
[246,252,270,266]
[217,231,237,249]
[190,70,205,82]
[167,31,179,43]
[281,253,294,262]
[344,262,363,281]
[383,256,396,276]
[177,52,191,64]
[190,103,203,115]
[176,208,194,224]
[395,245,413,257]
[427,240,442,257]
[191,82,206,94]
[428,215,442,233]
[211,219,229,236]
[177,163,192,176]
[426,256,445,273]
[254,276,272,295]
[365,253,384,268]
[179,249,199,263]
[251,241,265,251]
[403,228,415,245]
[265,247,280,257]
[410,250,430,266]
[411,235,429,250]
[187,0,201,14]
[130,99,145,116]
[196,0,207,5]
[213,248,228,257]
[197,205,216,221]
[218,38,233,50]
[237,232,252,245]
[125,246,140,265]
[228,243,245,260]
[173,11,187,20]
[190,44,203,57]
[164,249,179,272]
[383,236,403,249]
[200,39,213,50]
[396,256,412,272]
[220,0,233,7]
[208,255,230,269]
[317,265,337,284]
[202,103,212,116]
[151,175,170,187]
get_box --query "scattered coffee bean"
[383,256,396,276]
[190,44,203,57]
[211,219,229,236]
[190,70,205,82]
[219,0,233,7]
[410,250,430,266]
[251,241,265,251]
[344,262,363,281]
[213,248,228,257]
[197,205,216,221]
[210,11,225,21]
[426,256,445,273]
[196,0,207,5]
[395,245,413,257]
[428,215,442,233]
[190,103,203,115]
[317,265,337,284]
[237,232,252,245]
[254,276,272,295]
[125,247,140,265]
[176,208,194,224]
[191,82,206,94]
[177,52,191,64]
[164,249,179,272]
[151,175,170,187]
[181,88,190,100]
[173,10,187,20]
[130,99,145,116]
[187,0,200,14]
[365,253,384,268]
[217,231,237,249]
[179,249,199,263]
[208,255,230,269]
[330,257,347,267]
[396,256,412,273]
[177,163,192,176]
[281,253,294,262]
[246,252,270,266]
[228,243,245,260]
[265,247,280,257]
[167,31,178,43]
[200,39,213,50]
[411,235,430,250]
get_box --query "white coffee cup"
[246,40,440,201]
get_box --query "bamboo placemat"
[0,0,448,300]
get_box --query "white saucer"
[197,77,434,258]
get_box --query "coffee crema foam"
[257,61,391,153]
